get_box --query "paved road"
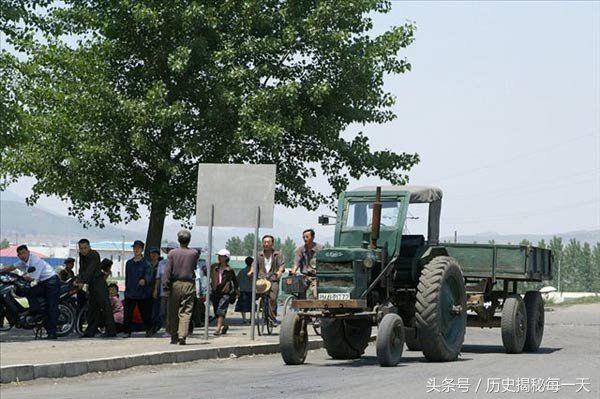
[1,303,599,399]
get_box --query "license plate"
[318,292,350,300]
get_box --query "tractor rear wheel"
[405,327,421,351]
[501,294,527,354]
[321,318,371,359]
[523,291,544,352]
[415,256,467,362]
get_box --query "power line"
[431,132,597,184]
[444,198,600,224]
[452,170,600,200]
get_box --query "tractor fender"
[419,246,450,266]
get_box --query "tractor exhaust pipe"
[370,186,382,249]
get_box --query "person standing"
[248,235,285,320]
[77,239,116,338]
[123,240,154,337]
[164,230,199,345]
[235,256,253,324]
[290,229,323,299]
[210,249,238,336]
[148,247,162,334]
[2,245,60,339]
[153,241,178,334]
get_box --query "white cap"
[217,249,231,258]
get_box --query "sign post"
[250,206,260,340]
[196,164,276,341]
[203,204,214,340]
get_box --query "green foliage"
[226,233,297,265]
[0,238,10,249]
[1,1,419,250]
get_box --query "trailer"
[279,185,553,366]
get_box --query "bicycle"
[256,291,276,336]
[282,274,321,336]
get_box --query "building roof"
[348,185,443,203]
[0,246,48,258]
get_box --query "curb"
[0,339,325,384]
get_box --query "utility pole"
[454,230,457,243]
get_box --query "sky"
[4,1,600,242]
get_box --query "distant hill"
[442,230,600,245]
[2,190,596,248]
[0,199,139,245]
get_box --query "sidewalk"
[0,320,324,383]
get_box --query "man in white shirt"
[248,235,285,319]
[5,245,60,339]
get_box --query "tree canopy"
[1,1,419,249]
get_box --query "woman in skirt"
[235,256,254,324]
[210,249,238,336]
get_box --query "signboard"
[196,164,276,228]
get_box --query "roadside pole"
[204,204,214,341]
[250,206,260,340]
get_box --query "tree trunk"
[144,201,167,258]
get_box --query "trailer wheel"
[280,310,308,365]
[415,256,467,362]
[501,294,527,354]
[321,318,371,359]
[523,291,544,352]
[376,313,405,367]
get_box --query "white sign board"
[196,164,276,228]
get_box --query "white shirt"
[14,253,56,282]
[264,256,273,274]
[157,259,168,297]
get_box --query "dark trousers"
[26,275,59,335]
[123,297,153,333]
[86,279,116,335]
[152,297,162,330]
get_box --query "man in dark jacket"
[77,239,116,338]
[123,240,154,337]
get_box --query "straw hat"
[255,278,271,294]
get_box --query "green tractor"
[279,185,552,366]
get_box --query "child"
[108,283,124,333]
[235,256,253,324]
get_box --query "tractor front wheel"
[376,313,405,367]
[280,310,308,365]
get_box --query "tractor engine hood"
[316,247,378,264]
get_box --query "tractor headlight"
[363,257,374,269]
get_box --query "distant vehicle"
[280,185,552,367]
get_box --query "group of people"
[3,227,323,343]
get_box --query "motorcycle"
[0,268,77,338]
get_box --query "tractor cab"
[316,185,443,303]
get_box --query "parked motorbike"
[0,269,77,338]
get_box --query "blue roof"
[90,241,136,250]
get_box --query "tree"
[1,1,419,251]
[225,236,244,256]
[280,237,297,267]
[592,243,600,293]
[0,238,10,249]
[242,233,257,256]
